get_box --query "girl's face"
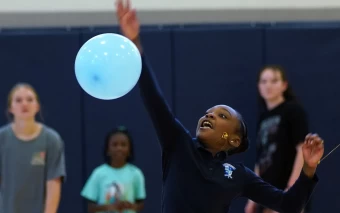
[258,69,287,102]
[107,133,131,162]
[196,105,241,152]
[9,86,40,120]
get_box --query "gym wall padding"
[0,23,339,213]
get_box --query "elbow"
[87,204,99,213]
[139,203,145,210]
[134,201,145,212]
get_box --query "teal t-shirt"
[81,163,146,213]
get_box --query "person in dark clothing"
[115,1,324,213]
[245,66,311,213]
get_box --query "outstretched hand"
[115,0,140,41]
[302,133,324,177]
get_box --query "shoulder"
[0,124,12,147]
[87,164,110,180]
[92,164,110,175]
[41,124,64,149]
[223,161,246,171]
[284,101,306,114]
[222,162,257,180]
[283,101,308,122]
[126,164,145,177]
[222,161,247,175]
[42,124,62,140]
[0,123,12,136]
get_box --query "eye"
[219,114,227,119]
[15,98,22,103]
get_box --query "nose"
[205,112,215,119]
[115,145,126,151]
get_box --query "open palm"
[116,0,140,41]
[302,133,324,168]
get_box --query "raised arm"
[116,0,185,151]
[243,133,323,213]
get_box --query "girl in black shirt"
[245,66,310,213]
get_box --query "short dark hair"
[228,113,249,156]
[103,126,135,164]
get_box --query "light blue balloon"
[75,33,142,100]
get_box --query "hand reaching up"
[115,0,140,41]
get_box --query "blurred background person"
[81,126,146,213]
[245,66,311,213]
[0,82,66,213]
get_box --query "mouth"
[200,120,213,129]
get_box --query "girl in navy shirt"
[115,1,324,212]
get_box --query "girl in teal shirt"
[81,126,146,213]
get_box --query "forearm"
[247,165,259,203]
[133,37,143,54]
[44,178,61,213]
[279,171,317,212]
[244,168,318,213]
[135,36,178,149]
[88,203,113,213]
[136,37,171,116]
[132,201,144,212]
[254,164,259,176]
[287,145,304,188]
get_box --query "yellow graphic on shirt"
[31,151,46,165]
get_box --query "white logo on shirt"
[223,163,236,179]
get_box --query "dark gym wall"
[0,23,339,213]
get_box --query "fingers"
[125,9,137,21]
[304,133,324,146]
[116,0,131,19]
[126,0,131,11]
[303,133,325,156]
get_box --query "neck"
[265,96,285,110]
[110,160,127,168]
[12,118,38,135]
[197,138,227,157]
[206,148,219,156]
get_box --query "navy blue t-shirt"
[138,55,318,213]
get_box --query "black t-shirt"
[256,100,309,189]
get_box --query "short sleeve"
[46,132,66,181]
[0,141,3,178]
[0,128,6,178]
[287,104,309,146]
[134,169,146,200]
[81,170,100,202]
